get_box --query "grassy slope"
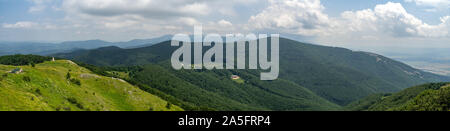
[0,60,182,111]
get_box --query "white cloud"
[201,20,241,34]
[218,20,233,27]
[29,5,46,13]
[405,0,450,9]
[248,0,335,36]
[177,17,201,26]
[341,2,450,38]
[247,1,449,40]
[53,0,261,41]
[28,0,53,13]
[2,21,38,29]
[5,0,450,44]
[62,0,216,19]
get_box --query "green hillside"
[0,59,182,111]
[276,38,448,105]
[53,37,450,108]
[347,82,450,111]
[131,63,341,110]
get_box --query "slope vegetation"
[347,82,449,111]
[0,60,181,111]
[53,37,450,108]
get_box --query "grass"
[0,60,182,111]
[107,71,130,79]
[232,78,245,84]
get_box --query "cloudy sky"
[1,0,449,50]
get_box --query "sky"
[0,0,449,51]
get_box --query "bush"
[166,102,172,109]
[70,78,81,86]
[0,73,7,81]
[67,97,84,109]
[35,88,42,95]
[66,72,71,79]
[23,76,31,82]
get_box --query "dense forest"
[75,61,339,111]
[74,57,450,111]
[346,82,449,111]
[0,54,53,66]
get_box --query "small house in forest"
[231,75,240,80]
[10,68,23,74]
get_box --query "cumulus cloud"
[5,0,450,43]
[248,0,336,36]
[218,20,233,27]
[341,2,450,37]
[202,20,240,34]
[54,0,261,40]
[248,1,449,38]
[61,0,255,19]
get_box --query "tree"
[0,54,52,66]
[70,78,81,86]
[66,72,71,80]
[166,102,172,109]
[23,76,31,82]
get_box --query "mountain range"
[52,37,450,109]
[0,35,173,56]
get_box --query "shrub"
[35,88,42,95]
[23,76,31,82]
[66,72,71,79]
[67,97,84,109]
[166,102,172,109]
[0,73,6,81]
[70,78,81,86]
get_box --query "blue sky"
[0,0,449,50]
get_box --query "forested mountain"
[0,35,172,56]
[0,55,180,111]
[53,37,450,109]
[346,82,449,111]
